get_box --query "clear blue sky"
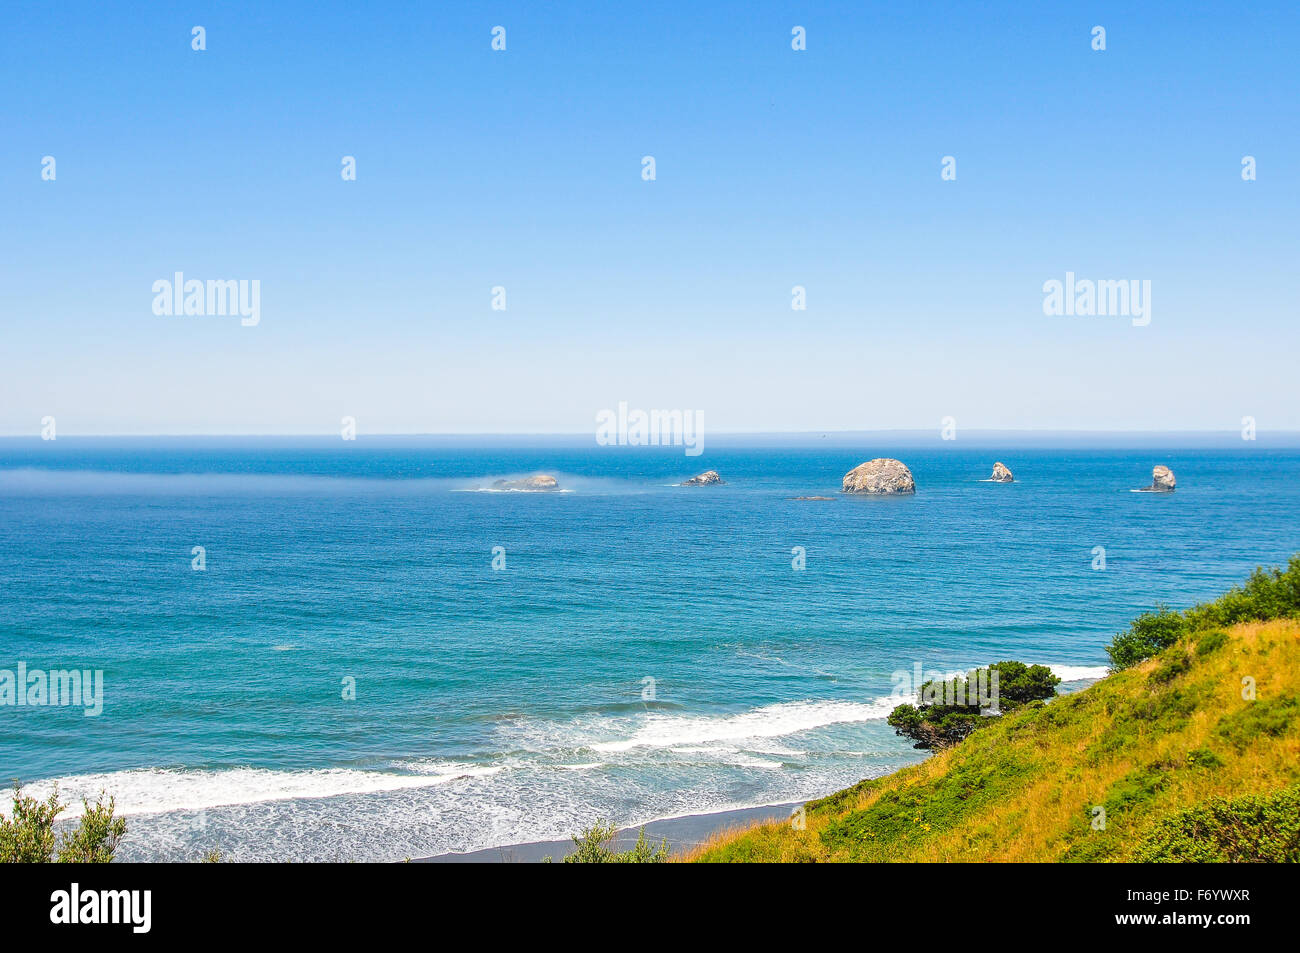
[2,1,1297,435]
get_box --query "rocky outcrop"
[681,470,723,486]
[493,474,560,491]
[1150,465,1176,492]
[990,462,1014,483]
[842,458,916,495]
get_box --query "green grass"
[689,559,1300,863]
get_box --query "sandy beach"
[416,802,801,863]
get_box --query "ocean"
[1,435,1297,860]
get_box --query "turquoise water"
[1,436,1297,860]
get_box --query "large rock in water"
[493,474,560,491]
[682,470,723,486]
[842,458,916,495]
[1150,465,1176,491]
[990,462,1014,483]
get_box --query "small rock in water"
[1149,465,1176,492]
[493,474,560,491]
[681,470,723,486]
[990,461,1014,483]
[842,458,916,495]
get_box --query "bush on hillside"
[1133,784,1300,862]
[1184,557,1300,630]
[1194,630,1229,656]
[1107,556,1300,670]
[1107,608,1187,669]
[886,661,1060,750]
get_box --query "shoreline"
[414,801,803,863]
[417,672,1108,864]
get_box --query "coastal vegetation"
[885,661,1060,749]
[0,785,126,863]
[1106,556,1300,669]
[688,558,1300,862]
[13,559,1300,863]
[552,822,668,863]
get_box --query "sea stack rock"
[682,470,723,486]
[842,458,916,495]
[493,474,560,491]
[1150,465,1176,492]
[990,462,1014,483]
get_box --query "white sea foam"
[730,755,786,770]
[36,677,1100,826]
[27,763,503,818]
[20,695,921,860]
[745,743,806,757]
[590,698,897,753]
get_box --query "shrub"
[1108,557,1300,669]
[1186,746,1223,769]
[1133,784,1300,862]
[1130,685,1196,725]
[1195,630,1229,656]
[1215,696,1300,751]
[55,796,127,863]
[0,784,126,863]
[1149,652,1191,684]
[0,787,60,863]
[1107,608,1187,670]
[559,822,668,863]
[1104,763,1172,814]
[1184,557,1300,631]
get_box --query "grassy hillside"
[690,562,1300,863]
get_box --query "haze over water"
[2,435,1296,860]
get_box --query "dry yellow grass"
[688,618,1300,863]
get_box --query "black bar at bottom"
[0,861,1273,940]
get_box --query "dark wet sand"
[415,801,802,863]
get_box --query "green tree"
[886,661,1059,750]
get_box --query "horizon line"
[3,428,1297,439]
